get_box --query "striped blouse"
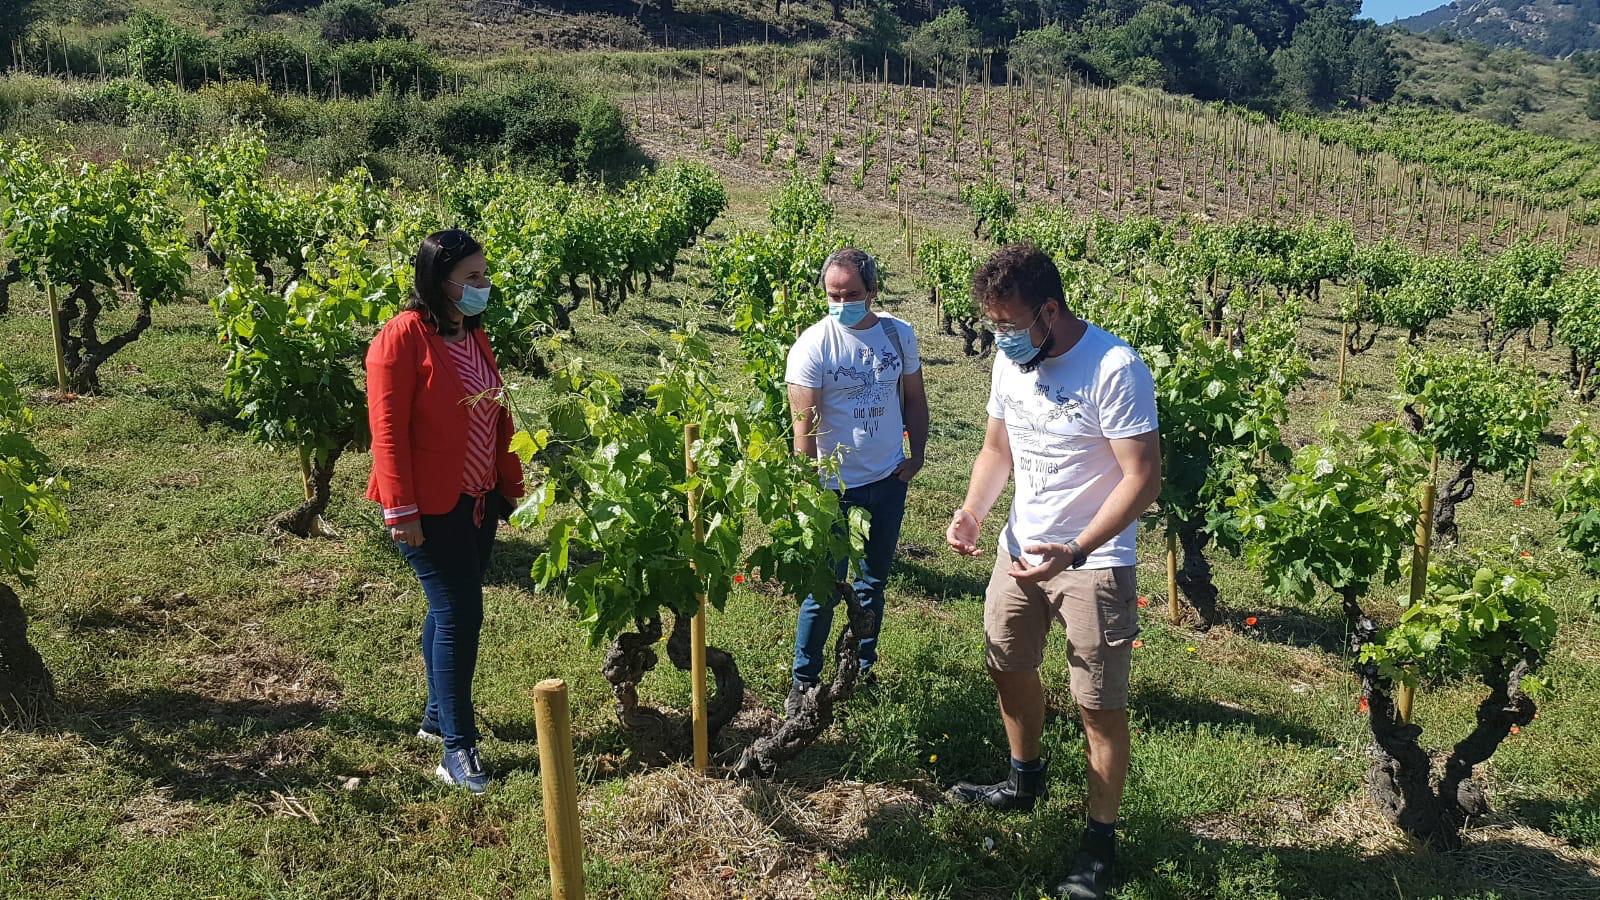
[444,333,502,499]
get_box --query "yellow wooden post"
[684,423,710,773]
[533,679,586,900]
[1399,452,1438,724]
[1166,525,1180,625]
[44,278,68,393]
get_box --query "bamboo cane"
[684,423,709,774]
[533,679,586,900]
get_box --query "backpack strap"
[880,316,906,415]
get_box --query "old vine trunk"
[600,608,745,767]
[1341,588,1533,850]
[1175,520,1220,629]
[276,447,343,538]
[736,582,869,778]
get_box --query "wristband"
[1065,539,1086,568]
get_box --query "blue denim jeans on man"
[398,493,498,752]
[792,474,908,685]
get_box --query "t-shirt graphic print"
[986,322,1158,569]
[786,315,921,489]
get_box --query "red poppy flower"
[1358,697,1370,714]
[1131,639,1144,649]
[1513,498,1525,507]
[1244,616,1258,627]
[1520,550,1532,558]
[1137,596,1150,608]
[733,574,746,584]
[1510,725,1521,735]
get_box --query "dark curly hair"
[971,243,1065,315]
[404,228,484,336]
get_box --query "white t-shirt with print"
[985,322,1158,569]
[786,314,921,489]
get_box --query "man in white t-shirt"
[944,244,1161,900]
[784,248,929,715]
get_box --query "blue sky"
[1361,0,1449,23]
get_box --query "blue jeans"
[792,474,909,685]
[398,494,498,752]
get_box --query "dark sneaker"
[1055,830,1115,899]
[435,747,489,794]
[948,759,1050,812]
[785,682,814,720]
[417,719,444,744]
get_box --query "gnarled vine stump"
[735,583,868,779]
[1175,520,1220,630]
[276,446,343,538]
[1342,588,1537,850]
[601,609,745,767]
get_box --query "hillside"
[1390,29,1600,142]
[1397,0,1600,56]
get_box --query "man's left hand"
[893,454,925,483]
[1008,543,1076,582]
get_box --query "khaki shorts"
[983,547,1139,710]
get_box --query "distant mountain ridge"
[1396,0,1600,56]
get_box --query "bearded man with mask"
[944,244,1161,900]
[783,247,929,716]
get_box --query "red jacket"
[365,310,524,524]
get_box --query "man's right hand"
[946,507,981,556]
[390,520,424,547]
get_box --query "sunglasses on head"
[434,230,472,253]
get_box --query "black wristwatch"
[1065,539,1086,568]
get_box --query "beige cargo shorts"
[983,546,1139,710]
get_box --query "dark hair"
[971,243,1065,314]
[406,229,484,336]
[819,247,880,293]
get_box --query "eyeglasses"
[986,307,1043,337]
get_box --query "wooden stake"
[684,423,710,774]
[45,279,68,393]
[299,447,315,501]
[1166,525,1180,625]
[1337,318,1349,396]
[1523,456,1535,505]
[533,679,586,900]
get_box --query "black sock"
[1085,816,1117,840]
[1011,756,1044,773]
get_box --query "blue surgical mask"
[829,300,868,327]
[996,325,1043,365]
[452,281,490,317]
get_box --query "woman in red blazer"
[366,228,523,794]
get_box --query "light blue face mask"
[452,281,491,317]
[995,328,1041,364]
[828,300,868,327]
[994,308,1045,365]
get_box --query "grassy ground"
[2,176,1600,899]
